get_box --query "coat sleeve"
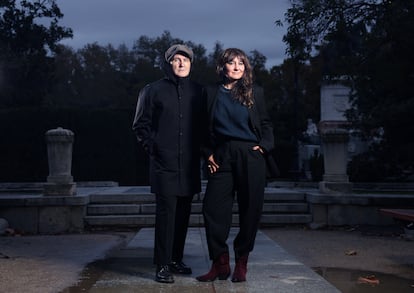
[132,85,153,153]
[254,87,280,178]
[254,86,274,153]
[200,85,217,161]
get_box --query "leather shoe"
[168,261,192,274]
[155,265,174,283]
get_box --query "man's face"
[170,53,191,77]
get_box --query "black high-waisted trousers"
[202,140,266,261]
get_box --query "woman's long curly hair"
[216,48,254,107]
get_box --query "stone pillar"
[43,127,76,196]
[318,79,353,194]
[318,124,352,193]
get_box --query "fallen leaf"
[357,275,380,286]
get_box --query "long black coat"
[132,64,204,196]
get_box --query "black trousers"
[202,140,266,261]
[154,194,193,265]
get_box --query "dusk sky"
[55,0,291,68]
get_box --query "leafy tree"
[43,44,80,107]
[131,30,216,85]
[249,49,267,87]
[208,42,224,67]
[0,0,72,107]
[132,31,183,68]
[77,43,124,107]
[1,18,302,182]
[284,0,414,179]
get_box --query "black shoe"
[155,265,174,283]
[168,261,192,274]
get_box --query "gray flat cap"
[165,44,194,62]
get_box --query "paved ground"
[263,225,414,291]
[0,225,413,293]
[0,232,128,293]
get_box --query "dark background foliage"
[1,0,414,184]
[0,108,148,185]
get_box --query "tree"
[131,30,217,85]
[249,49,267,87]
[0,0,72,107]
[284,0,414,180]
[43,44,80,107]
[132,30,183,68]
[208,42,224,67]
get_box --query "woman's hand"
[252,145,264,154]
[207,154,219,174]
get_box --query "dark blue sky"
[56,0,290,68]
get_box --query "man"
[132,44,204,283]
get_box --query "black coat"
[132,64,204,196]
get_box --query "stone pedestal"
[298,143,321,180]
[44,127,76,196]
[319,124,353,193]
[318,79,354,194]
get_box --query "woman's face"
[224,56,245,81]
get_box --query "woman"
[196,48,274,283]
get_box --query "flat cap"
[165,44,194,62]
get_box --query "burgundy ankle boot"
[231,254,248,282]
[196,252,231,282]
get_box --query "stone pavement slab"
[0,233,125,293]
[85,228,340,292]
